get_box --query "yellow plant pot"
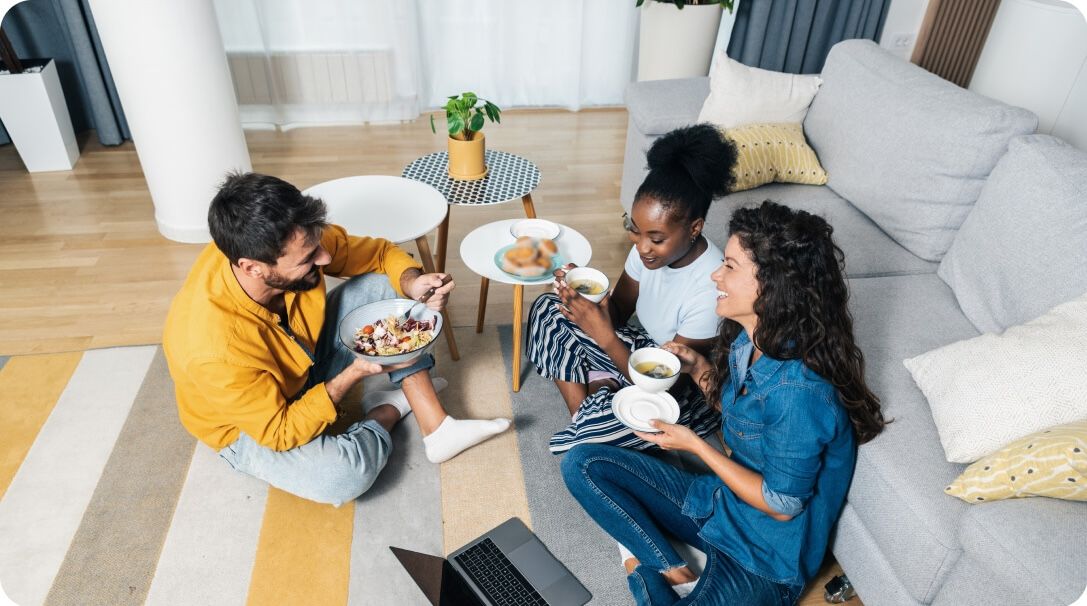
[447,132,488,181]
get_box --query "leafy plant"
[0,27,26,74]
[635,0,735,10]
[430,92,502,141]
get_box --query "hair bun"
[646,124,737,200]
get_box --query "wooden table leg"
[513,283,523,392]
[435,213,450,274]
[476,277,489,334]
[415,234,460,361]
[521,194,537,218]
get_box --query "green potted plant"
[430,92,501,181]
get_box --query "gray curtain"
[727,0,891,74]
[0,0,128,146]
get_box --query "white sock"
[617,541,697,597]
[423,416,511,463]
[672,579,699,598]
[362,377,448,419]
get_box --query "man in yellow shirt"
[163,172,509,505]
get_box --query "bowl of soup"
[628,347,681,393]
[563,267,609,304]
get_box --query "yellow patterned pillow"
[945,419,1087,503]
[722,123,828,192]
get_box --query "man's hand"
[635,420,703,453]
[325,357,413,404]
[405,272,455,311]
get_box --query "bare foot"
[662,566,698,586]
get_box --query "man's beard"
[264,266,322,292]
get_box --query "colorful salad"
[353,315,436,356]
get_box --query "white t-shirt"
[624,240,724,345]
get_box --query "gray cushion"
[624,77,709,136]
[938,134,1087,334]
[845,273,981,603]
[955,498,1087,605]
[704,184,937,278]
[804,40,1038,262]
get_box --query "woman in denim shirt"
[561,201,887,605]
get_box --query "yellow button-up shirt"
[163,224,422,451]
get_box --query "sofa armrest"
[625,77,710,136]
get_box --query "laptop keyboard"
[454,538,549,605]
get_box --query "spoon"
[402,275,453,320]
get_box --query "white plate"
[611,386,680,433]
[509,218,561,240]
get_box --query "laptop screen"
[391,546,486,606]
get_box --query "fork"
[402,274,453,320]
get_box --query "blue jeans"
[219,273,435,506]
[561,444,799,605]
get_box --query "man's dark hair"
[208,172,328,266]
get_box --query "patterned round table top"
[401,150,540,206]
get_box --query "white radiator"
[226,50,395,106]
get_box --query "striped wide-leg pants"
[527,293,720,453]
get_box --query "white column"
[85,0,251,243]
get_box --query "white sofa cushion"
[697,53,821,128]
[904,292,1087,464]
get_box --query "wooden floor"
[0,109,633,356]
[0,108,849,605]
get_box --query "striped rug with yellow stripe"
[0,327,841,606]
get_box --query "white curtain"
[213,0,640,129]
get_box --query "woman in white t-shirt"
[527,124,739,453]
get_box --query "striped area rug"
[0,327,637,606]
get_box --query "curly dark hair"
[635,123,738,222]
[703,201,886,444]
[208,172,328,266]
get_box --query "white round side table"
[303,175,459,360]
[460,219,592,391]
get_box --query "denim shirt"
[682,330,856,590]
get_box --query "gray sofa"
[620,40,1087,606]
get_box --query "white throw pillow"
[903,291,1087,464]
[697,54,823,128]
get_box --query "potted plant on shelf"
[430,92,501,181]
[636,0,737,82]
[0,25,80,172]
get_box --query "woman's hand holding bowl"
[660,341,705,375]
[556,280,612,341]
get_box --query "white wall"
[878,0,931,58]
[970,0,1087,150]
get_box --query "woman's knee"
[560,443,613,485]
[528,292,559,323]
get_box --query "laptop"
[390,517,592,606]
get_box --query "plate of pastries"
[493,236,562,281]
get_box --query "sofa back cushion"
[803,40,1037,262]
[938,134,1087,333]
